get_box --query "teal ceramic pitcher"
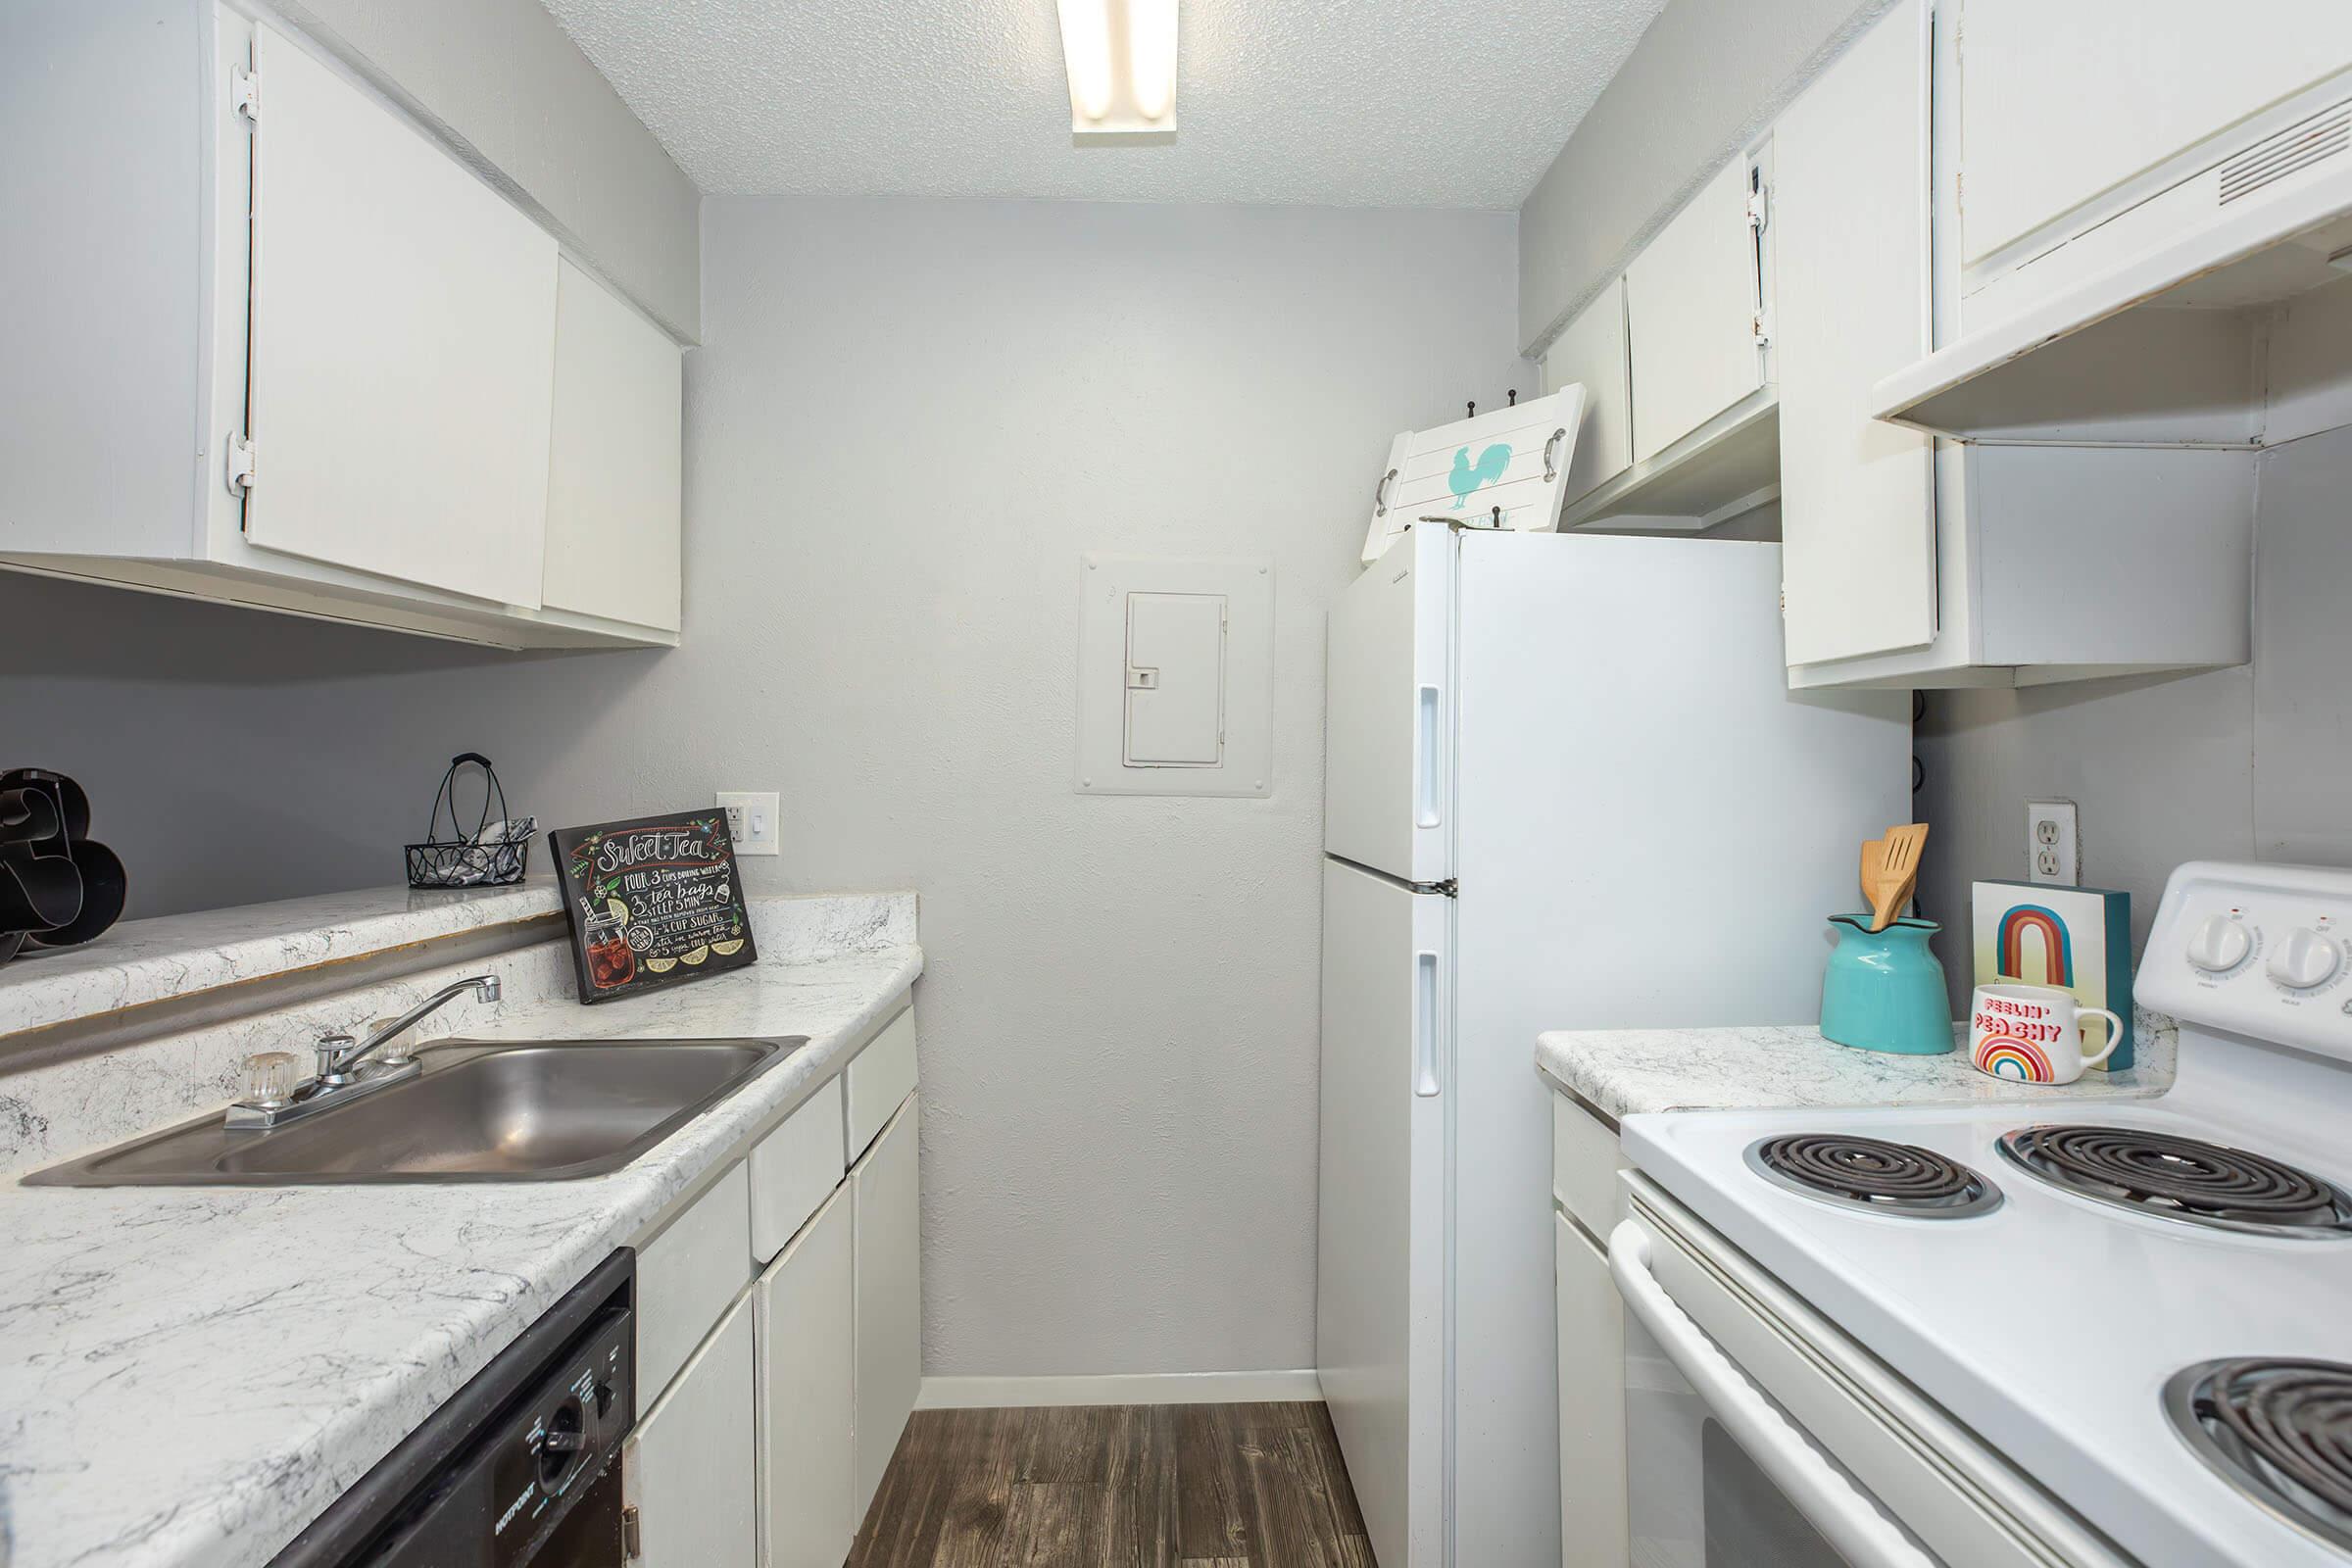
[1820,914,1953,1054]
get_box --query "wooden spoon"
[1865,823,1930,932]
[1857,836,1884,911]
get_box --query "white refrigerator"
[1316,522,1910,1568]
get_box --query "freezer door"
[1325,523,1452,885]
[1316,858,1448,1568]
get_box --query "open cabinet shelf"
[1558,386,1780,533]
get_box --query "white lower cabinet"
[1556,1211,1629,1568]
[626,1000,920,1567]
[627,1291,760,1568]
[636,1162,754,1401]
[756,1183,858,1568]
[852,1095,922,1524]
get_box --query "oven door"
[1609,1180,2129,1568]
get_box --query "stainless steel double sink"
[25,1036,806,1187]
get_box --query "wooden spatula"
[1865,823,1930,932]
[1857,836,1884,911]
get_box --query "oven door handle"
[1609,1221,1939,1568]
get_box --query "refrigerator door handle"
[1414,685,1443,830]
[1412,950,1441,1097]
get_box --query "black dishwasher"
[271,1249,638,1568]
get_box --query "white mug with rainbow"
[1969,982,2125,1085]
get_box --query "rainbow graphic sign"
[1995,903,2074,986]
[1972,881,2133,1072]
[1974,1034,2056,1083]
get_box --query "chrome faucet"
[227,975,501,1130]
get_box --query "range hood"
[1873,102,2352,448]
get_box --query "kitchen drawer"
[844,1004,916,1163]
[638,1161,755,1401]
[1553,1092,1628,1241]
[750,1075,846,1264]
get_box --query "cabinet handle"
[1543,427,1568,482]
[1373,467,1397,517]
[1412,951,1441,1098]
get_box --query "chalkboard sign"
[549,811,759,1004]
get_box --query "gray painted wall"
[1915,425,2352,1013]
[0,197,1521,1377]
[1516,0,1888,353]
[277,0,702,338]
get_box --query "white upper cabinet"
[1625,157,1769,464]
[1958,0,2352,270]
[244,23,556,608]
[544,257,684,632]
[1774,0,1936,667]
[1543,281,1632,507]
[0,2,683,649]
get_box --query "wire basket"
[405,753,534,889]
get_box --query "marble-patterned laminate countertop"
[0,919,920,1568]
[0,881,562,1041]
[1536,1013,2177,1125]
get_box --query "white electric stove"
[1613,861,2352,1568]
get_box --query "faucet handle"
[239,1051,301,1108]
[315,1032,358,1083]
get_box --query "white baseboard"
[915,1369,1324,1410]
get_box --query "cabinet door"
[1775,0,1937,667]
[1959,0,2352,267]
[1544,281,1632,506]
[543,257,683,631]
[757,1182,857,1568]
[851,1095,920,1525]
[637,1162,755,1403]
[1625,158,1765,464]
[1556,1213,1629,1568]
[627,1291,759,1568]
[243,22,556,607]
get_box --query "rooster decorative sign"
[1360,384,1588,564]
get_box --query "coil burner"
[2168,1358,2352,1553]
[1998,1125,2352,1239]
[1744,1134,2001,1219]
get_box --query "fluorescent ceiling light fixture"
[1055,0,1178,134]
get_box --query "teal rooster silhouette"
[1449,443,1511,508]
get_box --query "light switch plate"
[2027,799,2080,886]
[1076,554,1273,797]
[716,791,780,856]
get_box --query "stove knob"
[2268,927,2343,991]
[2186,914,2252,974]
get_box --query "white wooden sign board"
[1358,385,1589,564]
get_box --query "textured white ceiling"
[538,0,1673,207]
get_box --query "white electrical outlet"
[2028,800,2080,886]
[715,791,780,857]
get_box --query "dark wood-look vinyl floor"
[846,1401,1377,1568]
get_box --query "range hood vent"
[1874,99,2352,447]
[2221,104,2352,205]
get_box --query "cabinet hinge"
[225,436,257,496]
[620,1504,641,1559]
[1752,307,1775,348]
[1745,181,1770,241]
[232,65,259,122]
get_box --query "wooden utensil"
[1857,836,1884,910]
[1865,823,1930,932]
